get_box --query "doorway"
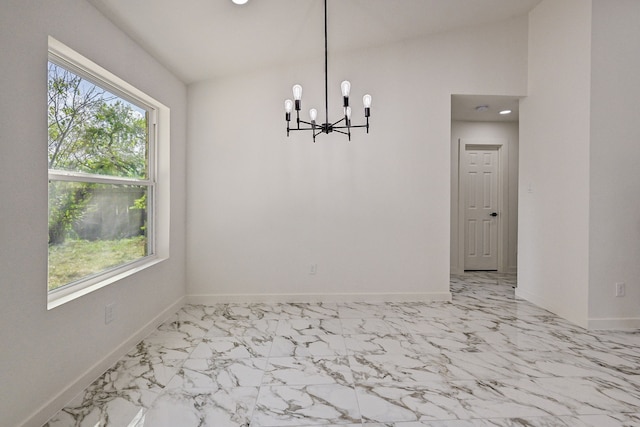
[450,94,520,274]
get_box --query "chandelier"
[284,0,372,142]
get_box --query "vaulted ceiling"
[88,0,541,86]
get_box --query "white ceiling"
[87,0,542,85]
[451,95,521,122]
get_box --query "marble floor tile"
[345,333,424,355]
[44,272,640,427]
[276,318,343,336]
[143,387,258,427]
[206,318,280,337]
[340,317,407,335]
[263,356,353,386]
[44,384,158,427]
[166,357,267,389]
[278,302,340,319]
[270,334,347,357]
[191,335,274,359]
[252,384,361,426]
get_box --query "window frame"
[47,37,169,309]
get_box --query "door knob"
[490,212,498,217]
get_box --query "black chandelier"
[284,0,372,142]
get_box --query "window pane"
[48,62,148,179]
[48,181,150,291]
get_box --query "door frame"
[457,138,509,272]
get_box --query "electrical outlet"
[309,264,317,275]
[105,303,116,324]
[615,282,625,297]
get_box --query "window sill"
[47,256,167,310]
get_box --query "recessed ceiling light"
[232,0,248,4]
[475,105,489,112]
[499,109,512,115]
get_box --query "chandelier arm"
[298,119,315,127]
[330,116,346,127]
[334,123,368,130]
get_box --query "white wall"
[451,121,519,274]
[518,0,592,327]
[0,1,187,426]
[186,17,528,302]
[588,0,640,329]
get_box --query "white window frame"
[47,37,170,310]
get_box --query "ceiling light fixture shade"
[499,109,512,115]
[284,0,371,142]
[232,0,249,4]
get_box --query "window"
[47,37,169,308]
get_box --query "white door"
[463,146,499,270]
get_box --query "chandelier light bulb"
[341,80,351,97]
[363,94,372,108]
[309,108,318,122]
[284,99,293,113]
[292,85,303,101]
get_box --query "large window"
[47,38,167,307]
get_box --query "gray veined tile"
[356,380,574,423]
[44,272,640,427]
[345,333,424,356]
[505,375,640,415]
[397,317,462,336]
[190,335,273,359]
[575,413,640,426]
[206,318,279,337]
[467,330,580,353]
[278,302,340,319]
[571,330,640,353]
[270,334,347,357]
[170,304,222,329]
[276,318,343,336]
[44,385,158,427]
[158,316,212,340]
[435,350,610,382]
[409,332,485,354]
[129,328,203,360]
[338,302,398,319]
[44,353,182,426]
[575,347,640,376]
[252,384,361,426]
[263,356,354,386]
[166,357,267,389]
[143,387,259,427]
[349,353,446,384]
[221,303,283,320]
[340,317,407,335]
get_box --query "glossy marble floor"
[45,273,640,426]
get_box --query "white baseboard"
[588,317,640,331]
[22,296,185,427]
[187,291,452,305]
